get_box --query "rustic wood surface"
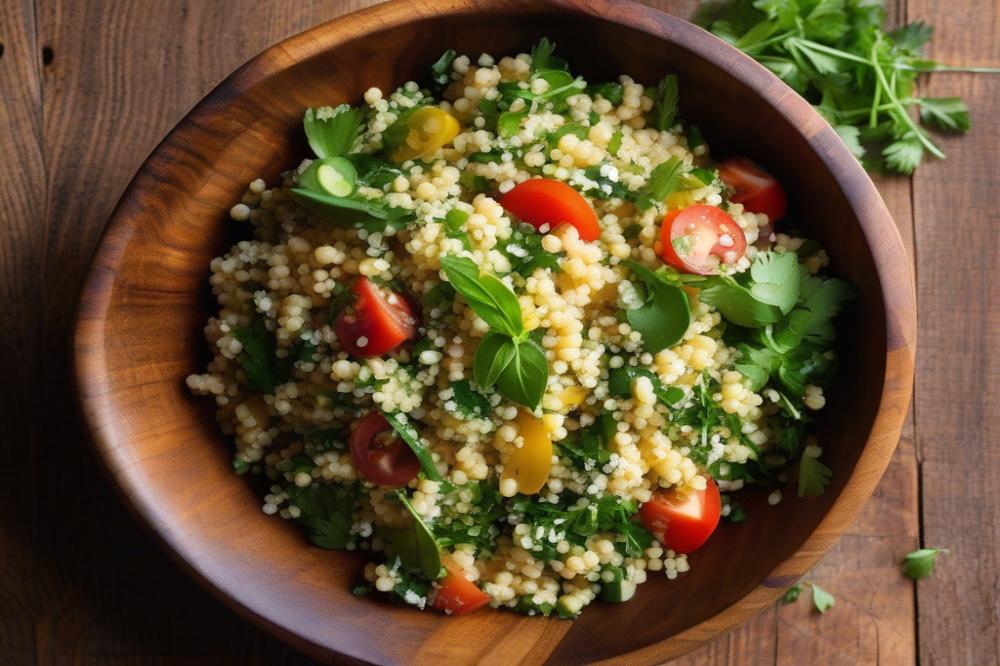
[0,0,991,664]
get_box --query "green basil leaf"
[303,105,363,159]
[623,261,691,353]
[289,187,413,231]
[473,331,517,388]
[440,255,523,336]
[382,412,442,481]
[496,338,548,409]
[386,492,442,580]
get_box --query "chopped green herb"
[902,547,948,580]
[635,156,683,210]
[651,74,679,131]
[782,583,802,603]
[303,105,363,159]
[811,583,835,613]
[797,451,832,497]
[430,48,457,90]
[447,380,491,420]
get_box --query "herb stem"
[898,63,1000,73]
[869,40,945,158]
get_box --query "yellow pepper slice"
[390,106,460,162]
[665,190,696,210]
[501,409,552,495]
[558,385,588,410]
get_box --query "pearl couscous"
[187,40,853,617]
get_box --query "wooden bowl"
[73,0,915,662]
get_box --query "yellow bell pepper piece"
[501,409,552,495]
[558,385,588,410]
[390,106,460,162]
[665,190,696,210]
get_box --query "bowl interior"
[76,2,892,663]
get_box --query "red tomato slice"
[659,204,747,275]
[718,157,787,222]
[639,477,722,554]
[499,178,600,242]
[431,557,491,615]
[334,277,417,357]
[349,412,420,486]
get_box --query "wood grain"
[0,0,941,663]
[0,1,43,664]
[909,0,1000,663]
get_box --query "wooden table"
[1,0,996,663]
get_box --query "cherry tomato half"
[718,157,787,222]
[639,477,722,554]
[334,277,417,357]
[500,178,600,242]
[659,204,747,275]
[431,557,491,615]
[349,412,420,486]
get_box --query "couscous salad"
[187,40,853,617]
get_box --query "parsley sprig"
[697,0,1000,173]
[440,256,549,409]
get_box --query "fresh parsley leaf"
[798,451,832,497]
[890,21,933,55]
[636,156,683,210]
[382,412,443,481]
[794,272,856,345]
[698,276,784,328]
[608,127,623,155]
[833,124,865,158]
[440,256,523,337]
[447,380,491,420]
[902,547,948,580]
[345,153,404,189]
[231,319,283,392]
[287,483,357,550]
[622,261,691,353]
[530,37,567,71]
[749,251,801,314]
[726,501,747,523]
[496,338,548,409]
[303,105,363,159]
[882,133,924,174]
[919,97,971,132]
[651,74,679,131]
[430,48,457,90]
[782,583,802,603]
[587,81,625,105]
[811,583,835,613]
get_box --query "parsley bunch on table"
[695,0,1000,173]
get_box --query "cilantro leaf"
[698,276,784,328]
[811,583,835,613]
[798,451,832,497]
[749,251,801,314]
[889,21,933,55]
[287,484,357,550]
[919,97,971,132]
[794,273,856,344]
[882,133,924,174]
[623,261,691,353]
[587,81,625,105]
[902,547,948,580]
[636,156,683,210]
[303,105,363,159]
[833,124,865,158]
